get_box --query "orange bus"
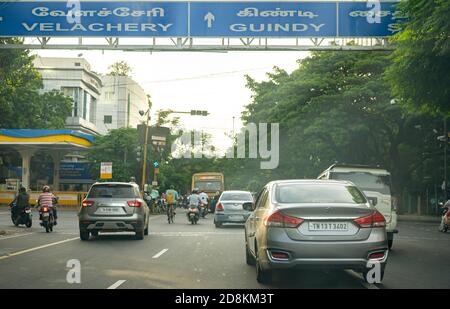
[191,172,224,198]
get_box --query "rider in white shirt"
[199,190,209,205]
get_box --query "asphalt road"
[0,208,449,289]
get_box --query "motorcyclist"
[9,186,30,223]
[187,189,200,220]
[210,191,221,214]
[37,185,58,225]
[198,190,209,217]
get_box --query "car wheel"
[80,229,90,241]
[256,248,272,284]
[26,220,32,228]
[135,229,144,240]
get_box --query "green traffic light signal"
[153,160,159,168]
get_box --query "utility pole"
[140,96,152,192]
[444,116,448,200]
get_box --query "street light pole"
[141,97,152,192]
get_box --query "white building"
[96,75,148,135]
[33,56,102,135]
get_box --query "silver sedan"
[244,180,388,284]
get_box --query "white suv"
[318,164,398,249]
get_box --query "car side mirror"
[243,202,255,211]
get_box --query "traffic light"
[153,160,159,168]
[136,147,142,162]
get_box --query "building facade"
[33,56,102,135]
[96,75,148,135]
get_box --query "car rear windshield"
[220,192,253,201]
[88,184,139,198]
[275,184,367,204]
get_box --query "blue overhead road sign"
[0,1,403,38]
[338,1,404,37]
[190,2,338,37]
[0,1,188,37]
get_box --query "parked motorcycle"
[438,201,450,232]
[39,206,55,233]
[187,207,199,225]
[10,206,32,228]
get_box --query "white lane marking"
[0,232,35,240]
[152,248,168,259]
[0,237,78,261]
[107,280,126,289]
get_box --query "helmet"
[42,185,50,192]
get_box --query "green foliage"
[386,0,450,114]
[0,38,72,129]
[229,51,444,199]
[86,128,141,182]
[107,60,132,76]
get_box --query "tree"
[107,61,132,76]
[386,0,450,114]
[234,50,444,207]
[0,38,72,129]
[86,128,141,182]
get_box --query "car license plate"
[229,215,244,221]
[96,207,124,214]
[308,222,349,232]
[42,212,49,217]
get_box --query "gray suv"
[244,180,388,284]
[78,182,150,240]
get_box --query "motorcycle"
[10,206,32,228]
[39,206,55,233]
[187,207,199,225]
[199,202,208,218]
[438,201,450,232]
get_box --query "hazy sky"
[34,49,308,150]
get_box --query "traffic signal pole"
[141,100,151,192]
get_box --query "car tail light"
[42,207,49,212]
[264,211,304,228]
[216,203,224,211]
[127,200,142,207]
[369,251,386,260]
[354,210,386,228]
[82,200,94,207]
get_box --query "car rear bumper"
[215,212,250,224]
[259,228,388,271]
[78,213,144,232]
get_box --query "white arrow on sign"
[204,12,215,28]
